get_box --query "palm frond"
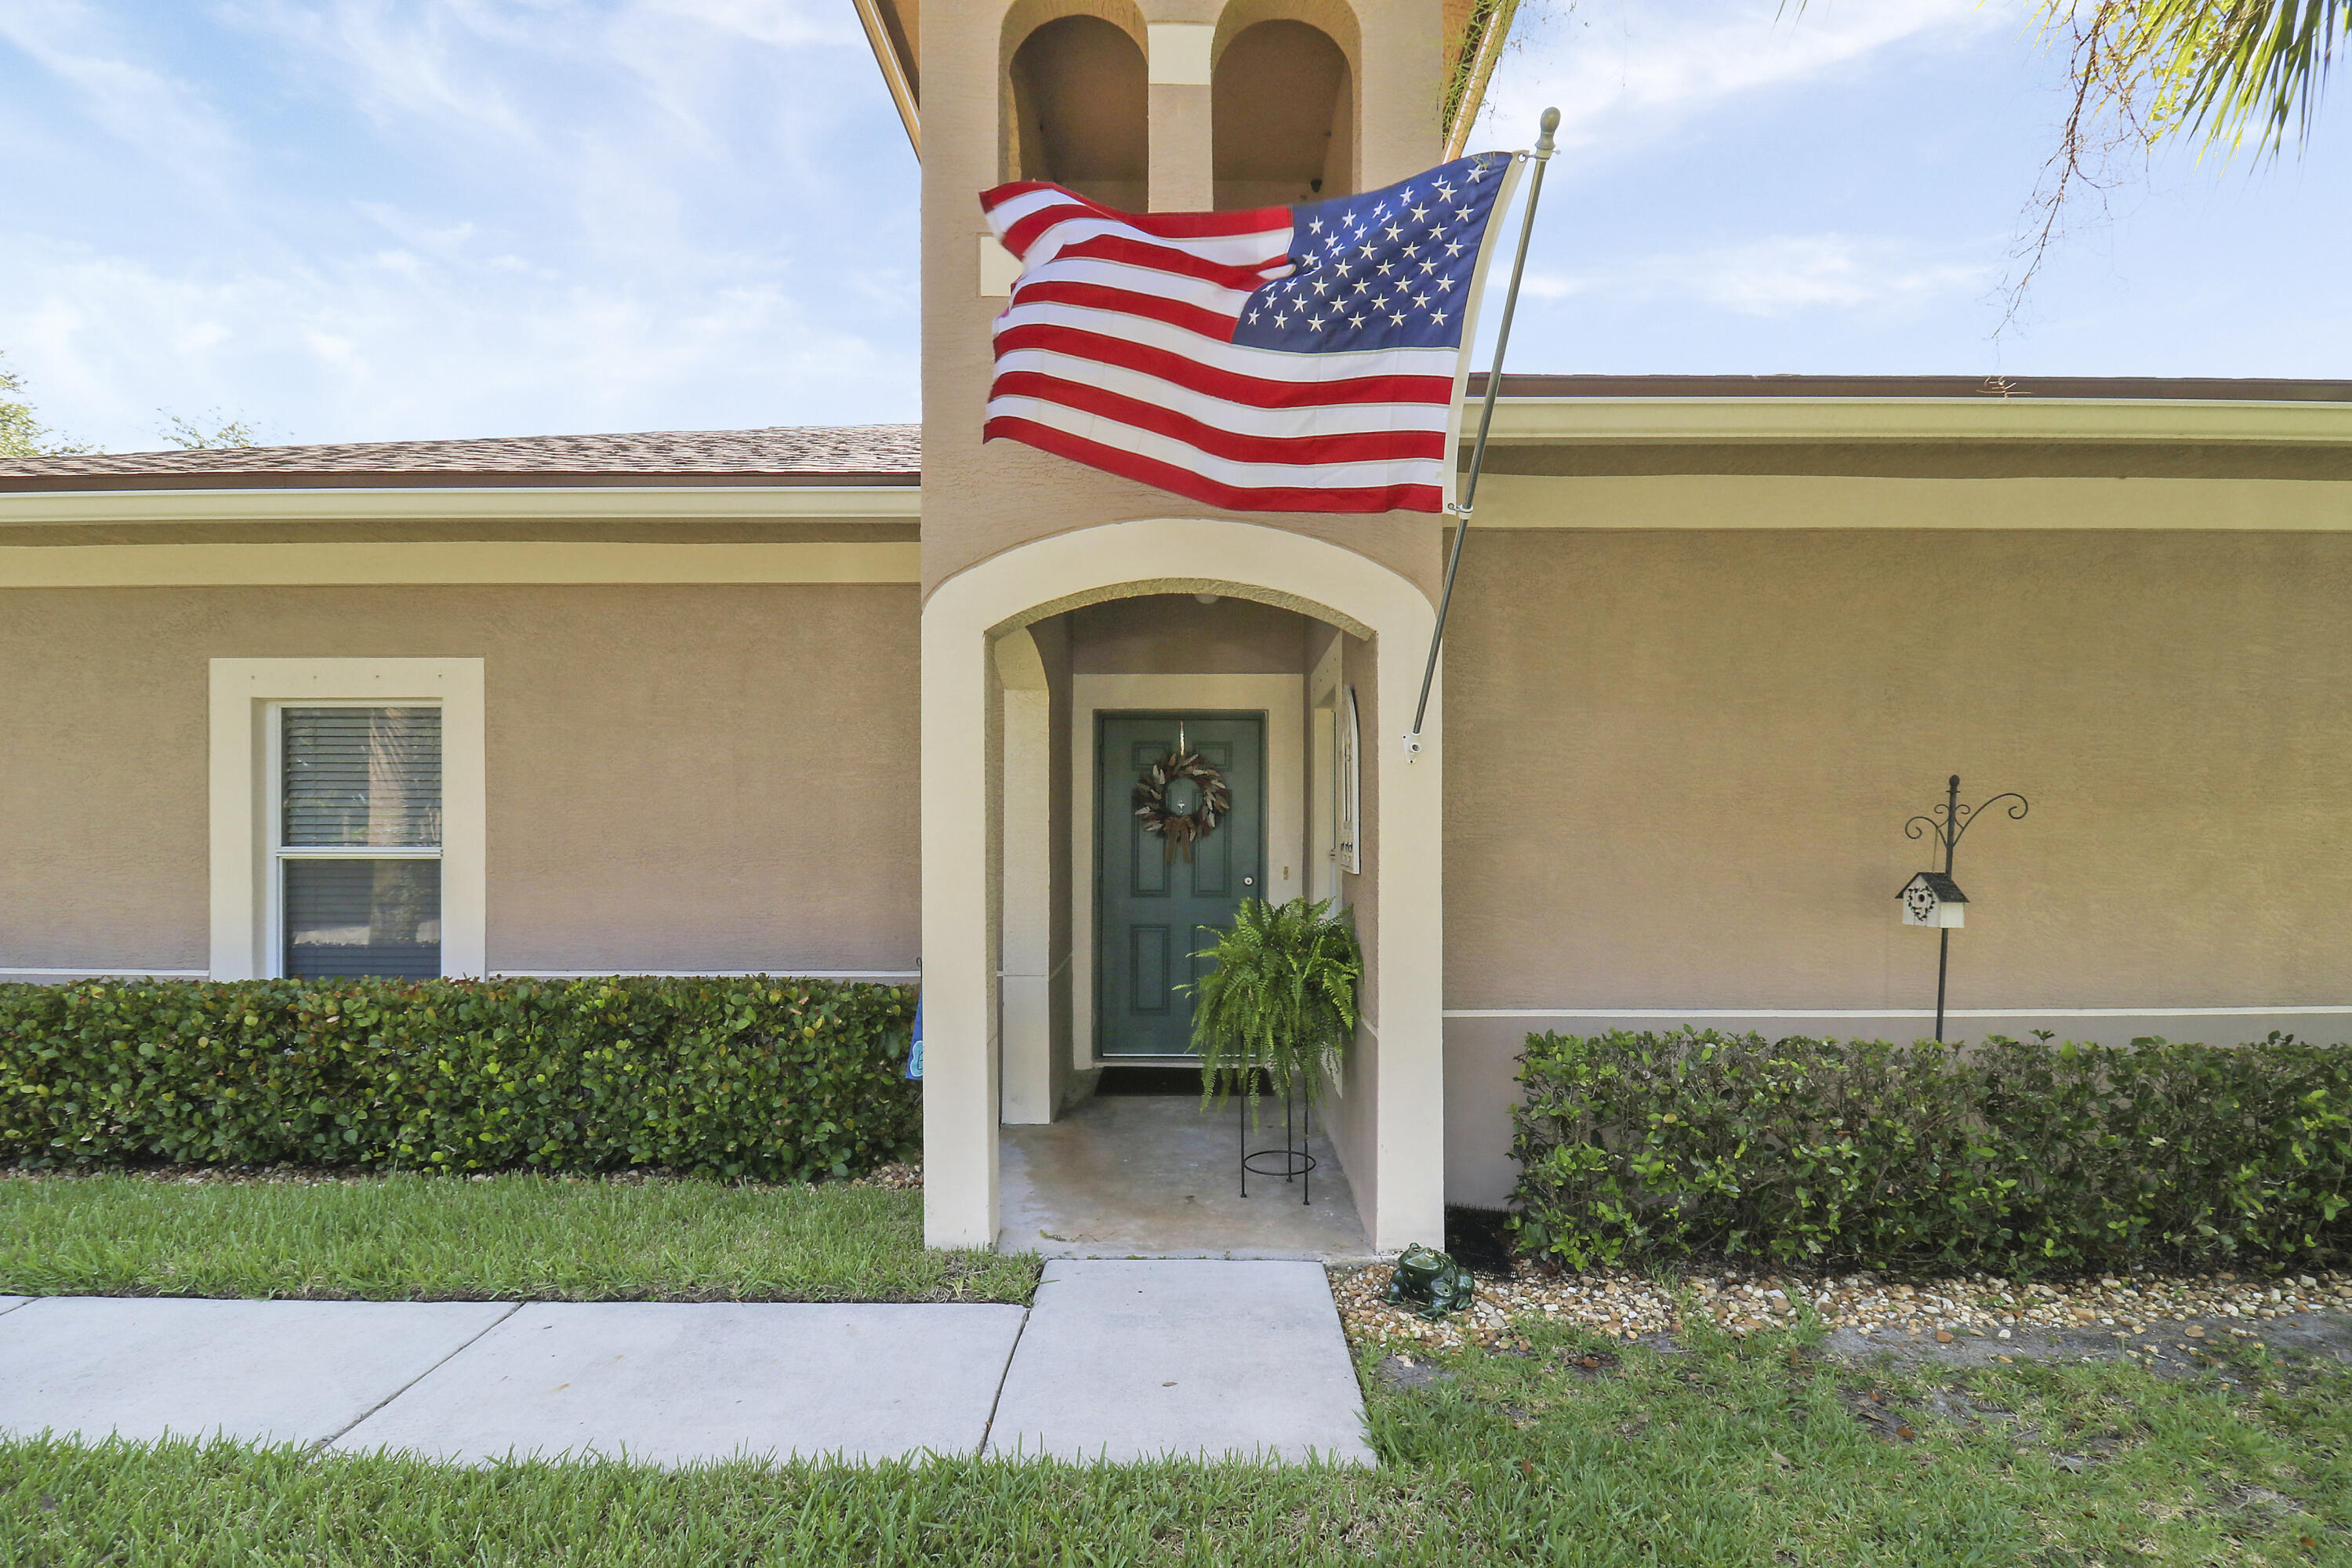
[2137,0,2348,150]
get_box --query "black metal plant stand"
[1904,774,2030,1042]
[1240,1069,1316,1206]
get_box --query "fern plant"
[1185,897,1363,1109]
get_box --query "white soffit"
[1483,397,2352,446]
[0,485,923,528]
[0,541,921,587]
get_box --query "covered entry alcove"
[919,516,1446,1254]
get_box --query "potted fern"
[1187,895,1363,1115]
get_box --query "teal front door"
[1097,713,1265,1058]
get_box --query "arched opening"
[1007,16,1148,210]
[1212,20,1352,209]
[922,519,1445,1258]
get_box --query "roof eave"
[855,0,919,157]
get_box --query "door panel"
[1097,713,1265,1058]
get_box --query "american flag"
[981,152,1520,514]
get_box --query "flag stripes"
[979,155,1515,515]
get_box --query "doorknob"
[1243,876,1254,887]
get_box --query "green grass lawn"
[4,1314,2344,1566]
[0,1172,1037,1305]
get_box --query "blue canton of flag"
[1230,152,1512,357]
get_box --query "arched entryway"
[920,517,1445,1254]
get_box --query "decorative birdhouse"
[1899,871,1968,928]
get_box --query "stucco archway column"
[921,516,1444,1253]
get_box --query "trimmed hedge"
[1511,1030,2352,1276]
[1,976,917,1181]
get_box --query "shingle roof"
[0,424,922,492]
[9,376,2349,495]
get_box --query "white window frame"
[209,659,485,980]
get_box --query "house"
[5,0,2351,1257]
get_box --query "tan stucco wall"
[1066,591,1314,673]
[0,585,920,976]
[1443,528,2352,1011]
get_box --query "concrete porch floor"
[998,1094,1376,1261]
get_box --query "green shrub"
[0,976,917,1181]
[1510,1030,2352,1275]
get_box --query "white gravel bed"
[1329,1260,2352,1352]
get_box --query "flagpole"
[1403,105,1559,757]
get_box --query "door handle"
[1243,876,1254,887]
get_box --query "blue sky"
[2,0,2345,452]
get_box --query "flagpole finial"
[1535,107,1559,159]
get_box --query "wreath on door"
[1134,750,1231,862]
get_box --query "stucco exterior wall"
[1436,526,2352,1205]
[0,584,920,978]
[1067,592,1314,673]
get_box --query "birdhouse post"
[1900,775,2029,1042]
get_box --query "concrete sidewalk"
[0,1261,1374,1468]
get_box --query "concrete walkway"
[0,1261,1373,1468]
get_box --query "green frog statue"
[1383,1243,1476,1321]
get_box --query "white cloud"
[1480,0,1998,155]
[1527,233,1994,316]
[217,0,544,143]
[0,233,915,450]
[0,0,241,180]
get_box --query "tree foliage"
[0,354,90,460]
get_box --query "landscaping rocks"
[1327,1261,2352,1359]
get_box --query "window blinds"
[282,707,442,848]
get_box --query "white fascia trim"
[1446,1005,2352,1018]
[1,540,920,586]
[209,659,487,982]
[1483,397,2352,446]
[0,485,922,528]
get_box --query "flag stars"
[1410,205,1429,221]
[1389,310,1407,324]
[1348,313,1366,328]
[1429,310,1448,325]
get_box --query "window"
[209,658,485,981]
[274,706,444,978]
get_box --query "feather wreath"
[1133,751,1231,862]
